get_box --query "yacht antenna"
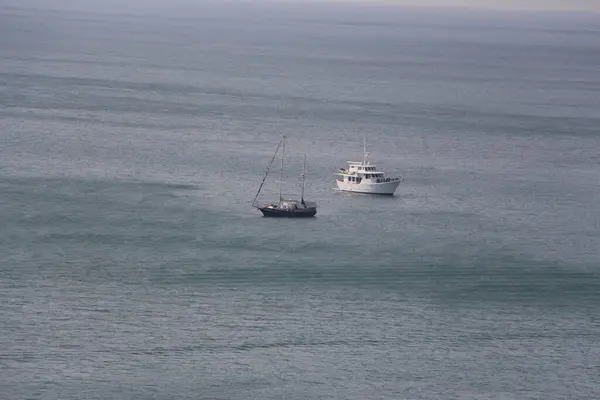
[363,132,369,164]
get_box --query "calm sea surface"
[1,2,599,399]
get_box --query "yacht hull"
[336,179,400,195]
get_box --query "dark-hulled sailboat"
[252,136,317,218]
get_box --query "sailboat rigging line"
[251,137,283,207]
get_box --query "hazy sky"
[4,0,600,13]
[322,0,600,12]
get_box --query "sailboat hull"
[258,206,317,218]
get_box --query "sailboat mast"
[279,136,285,202]
[301,153,306,203]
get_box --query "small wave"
[233,338,380,352]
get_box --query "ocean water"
[1,2,599,399]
